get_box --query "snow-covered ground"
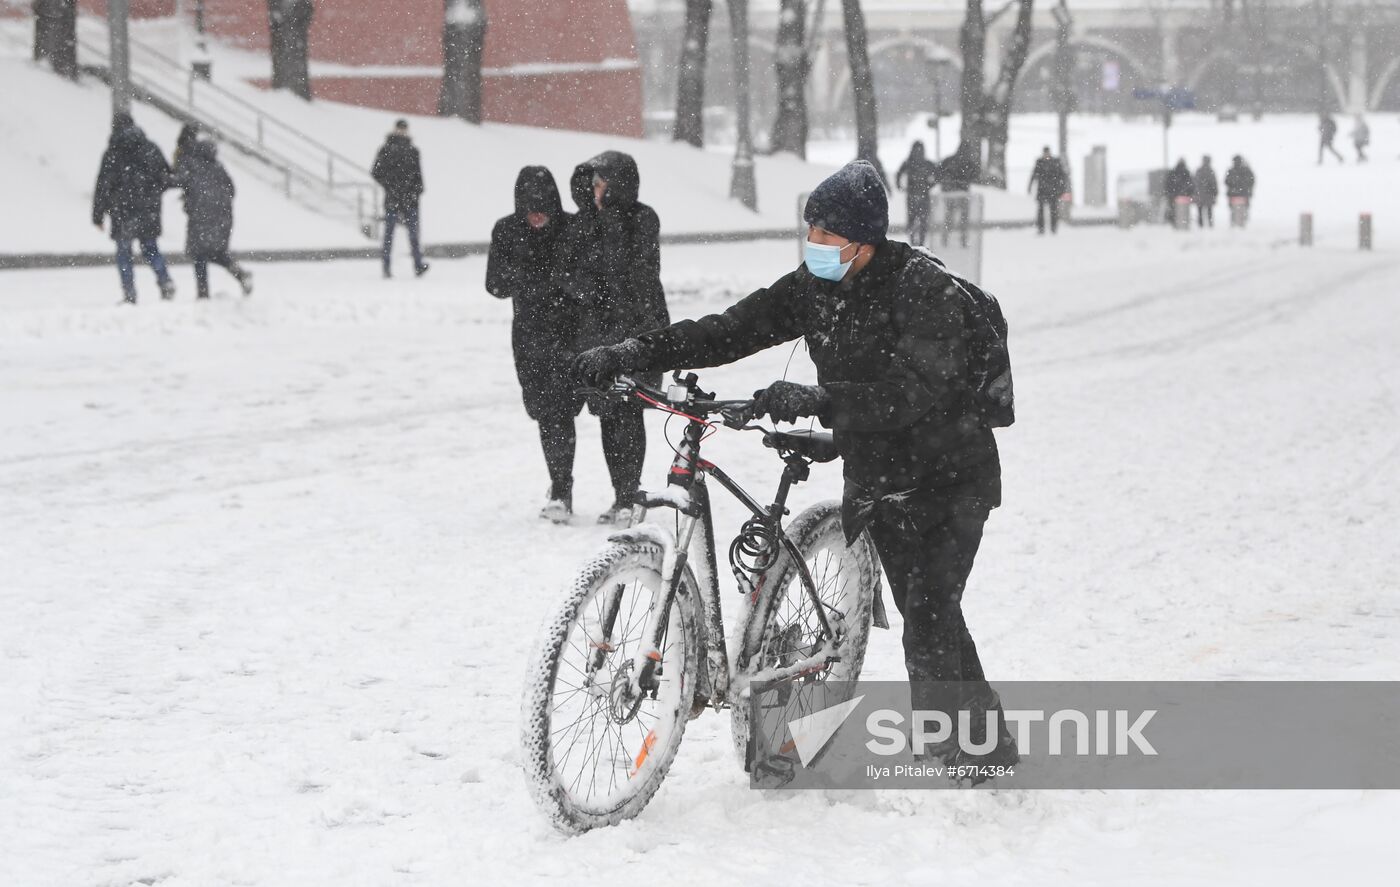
[3,219,1398,884]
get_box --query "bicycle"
[520,371,886,834]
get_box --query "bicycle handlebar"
[579,373,761,429]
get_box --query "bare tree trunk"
[981,0,1035,187]
[769,0,809,157]
[439,0,487,122]
[673,0,713,146]
[268,0,314,100]
[728,0,758,208]
[841,0,886,183]
[958,1,987,161]
[1051,0,1075,161]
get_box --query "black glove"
[751,381,829,424]
[573,338,651,388]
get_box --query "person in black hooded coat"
[92,113,175,303]
[171,138,252,299]
[895,141,938,247]
[552,151,670,524]
[486,166,581,522]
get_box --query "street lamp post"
[108,0,132,116]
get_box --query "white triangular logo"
[786,694,865,767]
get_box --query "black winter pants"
[1036,197,1059,234]
[907,198,930,247]
[192,251,244,299]
[863,493,993,712]
[598,404,646,507]
[536,411,577,502]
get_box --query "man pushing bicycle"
[574,160,1019,777]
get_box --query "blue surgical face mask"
[804,240,856,282]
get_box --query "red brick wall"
[203,0,642,136]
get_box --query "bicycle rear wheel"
[730,500,880,768]
[521,538,700,834]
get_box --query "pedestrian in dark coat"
[1164,158,1194,226]
[574,161,1018,775]
[372,119,428,278]
[895,141,938,247]
[486,166,581,522]
[1319,113,1344,164]
[1027,146,1068,235]
[1193,155,1219,228]
[935,144,977,248]
[171,138,252,299]
[92,113,174,303]
[553,150,670,523]
[1224,155,1256,228]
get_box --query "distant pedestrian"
[171,137,252,300]
[1027,146,1068,235]
[372,119,428,279]
[895,140,938,247]
[1193,155,1218,228]
[486,166,580,523]
[1164,158,1194,227]
[935,143,977,248]
[553,151,670,525]
[92,113,175,304]
[1224,155,1256,228]
[1319,113,1344,164]
[1351,115,1370,163]
[173,122,201,168]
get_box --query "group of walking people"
[893,141,978,247]
[1164,154,1257,229]
[1318,112,1371,164]
[92,114,251,304]
[486,151,668,526]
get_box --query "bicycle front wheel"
[520,538,700,834]
[730,500,880,768]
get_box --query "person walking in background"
[935,143,977,248]
[1351,115,1370,163]
[553,151,669,525]
[1027,146,1067,235]
[171,135,252,300]
[1164,158,1195,227]
[1193,155,1219,229]
[1224,155,1256,228]
[1318,113,1344,164]
[486,166,580,523]
[372,119,428,279]
[173,122,201,168]
[92,113,175,304]
[895,140,938,247]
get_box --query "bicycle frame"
[620,406,837,709]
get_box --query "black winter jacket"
[486,166,579,421]
[371,133,424,213]
[92,122,170,242]
[553,151,670,352]
[1029,156,1068,200]
[636,239,1000,510]
[1194,163,1219,204]
[172,140,235,257]
[1165,162,1195,200]
[896,144,939,208]
[1225,164,1255,199]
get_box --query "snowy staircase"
[67,14,381,240]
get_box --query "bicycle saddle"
[767,429,839,463]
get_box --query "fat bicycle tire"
[729,500,880,768]
[521,538,701,834]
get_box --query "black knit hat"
[803,160,888,244]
